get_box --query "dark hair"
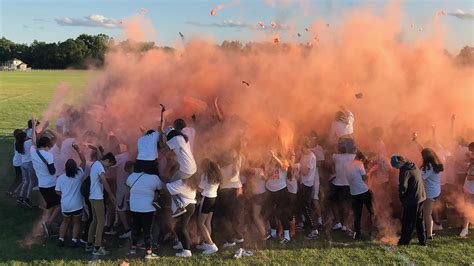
[146,129,155,135]
[13,129,22,138]
[202,159,221,184]
[15,131,27,154]
[469,142,474,152]
[421,148,444,173]
[102,152,117,166]
[65,159,79,177]
[27,119,39,129]
[37,136,52,149]
[173,118,187,131]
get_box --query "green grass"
[0,70,473,265]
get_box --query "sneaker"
[172,207,187,218]
[22,198,32,208]
[279,238,290,246]
[92,247,110,256]
[104,227,117,235]
[305,230,319,240]
[222,242,236,249]
[433,223,443,231]
[296,222,305,231]
[152,201,162,210]
[85,244,94,252]
[119,230,132,239]
[196,243,207,250]
[145,252,159,260]
[173,241,183,250]
[202,243,218,255]
[69,240,79,248]
[262,234,272,241]
[233,248,244,259]
[427,235,434,240]
[16,197,24,205]
[42,222,50,237]
[57,239,65,247]
[129,247,137,255]
[176,249,192,258]
[460,228,469,237]
[80,239,88,245]
[353,232,362,240]
[233,238,245,244]
[332,223,342,231]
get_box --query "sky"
[0,0,473,53]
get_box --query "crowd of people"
[5,104,474,260]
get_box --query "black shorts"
[63,209,83,217]
[39,186,60,209]
[199,196,216,214]
[252,192,267,206]
[134,160,158,175]
[329,184,351,203]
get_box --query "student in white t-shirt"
[196,159,221,255]
[330,138,356,231]
[266,151,292,245]
[8,129,24,197]
[135,128,160,175]
[163,119,197,218]
[86,153,116,256]
[345,154,373,240]
[308,131,325,228]
[460,142,474,237]
[167,178,197,258]
[298,141,319,239]
[419,148,443,239]
[15,130,36,208]
[55,144,86,247]
[126,169,164,260]
[217,149,245,248]
[329,109,354,144]
[247,164,268,240]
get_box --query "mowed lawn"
[0,70,473,265]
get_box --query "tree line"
[1,35,472,69]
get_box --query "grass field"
[0,70,473,265]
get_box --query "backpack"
[80,176,91,198]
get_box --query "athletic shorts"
[134,160,158,175]
[39,186,60,209]
[252,192,268,206]
[63,208,83,217]
[199,196,216,214]
[329,184,350,202]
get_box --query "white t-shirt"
[332,153,356,186]
[182,127,196,151]
[465,163,474,194]
[286,163,300,194]
[199,173,219,198]
[167,179,197,212]
[265,166,288,192]
[30,146,56,188]
[126,172,163,212]
[300,152,317,187]
[137,131,160,161]
[166,135,197,175]
[329,112,354,143]
[12,142,22,167]
[89,161,106,200]
[55,168,84,213]
[249,168,267,195]
[421,165,442,199]
[345,160,369,196]
[21,139,33,163]
[220,156,243,189]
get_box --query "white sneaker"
[145,252,159,260]
[176,249,192,257]
[332,223,342,230]
[92,247,109,256]
[222,242,236,249]
[173,241,183,250]
[433,223,444,231]
[305,230,319,239]
[233,238,245,244]
[119,230,132,239]
[460,228,469,237]
[202,243,218,255]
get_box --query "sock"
[317,217,323,225]
[72,238,77,243]
[58,237,64,241]
[271,229,277,238]
[284,230,290,240]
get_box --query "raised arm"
[159,104,166,132]
[411,132,423,151]
[214,97,224,122]
[72,143,86,170]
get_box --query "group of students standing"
[6,107,474,260]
